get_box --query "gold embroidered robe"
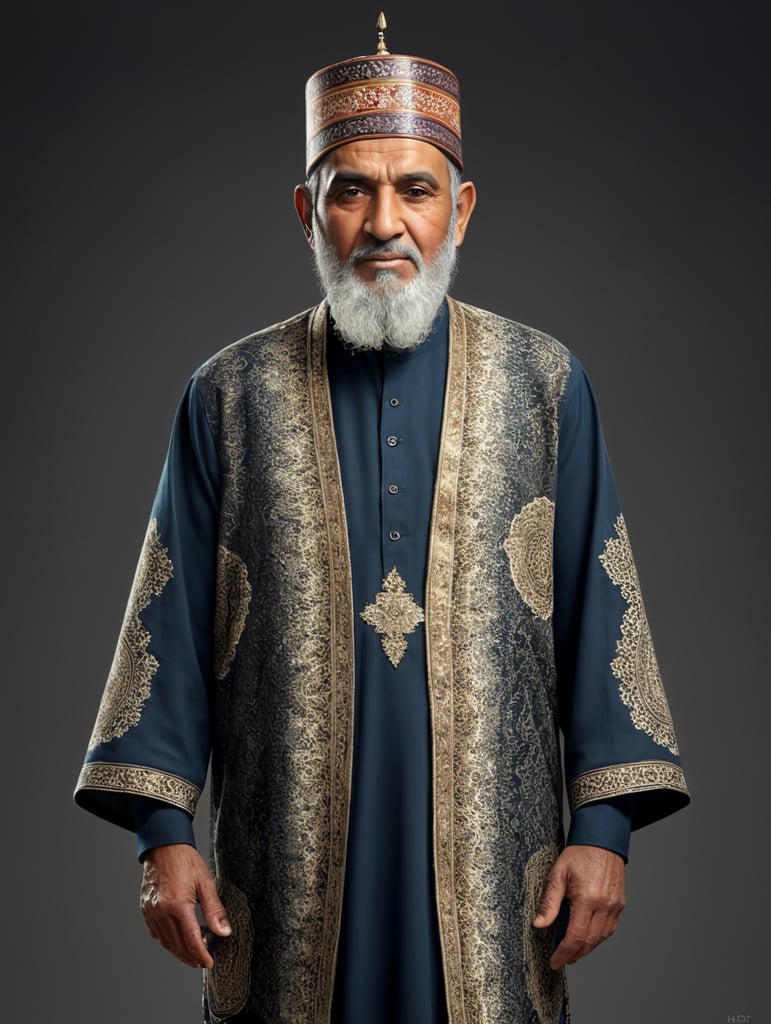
[76,298,688,1024]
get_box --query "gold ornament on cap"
[376,11,390,54]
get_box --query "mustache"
[348,241,423,269]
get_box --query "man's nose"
[363,191,403,241]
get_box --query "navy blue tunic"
[326,305,450,1023]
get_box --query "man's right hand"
[140,844,232,969]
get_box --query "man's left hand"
[532,844,625,970]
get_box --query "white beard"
[311,217,458,351]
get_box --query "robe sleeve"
[74,374,220,833]
[553,355,689,832]
[131,796,196,857]
[566,798,632,860]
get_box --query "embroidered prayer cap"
[305,12,463,175]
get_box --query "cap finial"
[376,12,389,55]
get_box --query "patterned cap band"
[305,54,463,174]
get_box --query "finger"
[581,898,623,952]
[145,909,208,969]
[582,909,616,950]
[143,897,213,968]
[197,875,232,938]
[553,901,624,968]
[142,913,161,942]
[165,912,214,969]
[533,870,566,929]
[549,904,593,969]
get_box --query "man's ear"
[294,185,315,248]
[454,180,477,247]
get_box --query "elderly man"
[75,19,688,1024]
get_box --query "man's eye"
[405,187,430,198]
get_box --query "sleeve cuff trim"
[568,760,689,811]
[75,762,200,816]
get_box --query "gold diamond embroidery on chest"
[599,515,679,753]
[360,567,425,667]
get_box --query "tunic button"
[388,484,399,495]
[386,435,398,447]
[389,530,401,541]
[389,397,400,407]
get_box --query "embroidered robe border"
[308,303,357,1021]
[426,297,469,1022]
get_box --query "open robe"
[75,298,689,1024]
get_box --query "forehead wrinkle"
[324,168,442,189]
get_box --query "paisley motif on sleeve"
[599,515,678,753]
[88,519,173,749]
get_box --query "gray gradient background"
[5,1,769,1020]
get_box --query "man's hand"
[532,844,625,970]
[140,844,231,969]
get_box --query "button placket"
[381,357,409,572]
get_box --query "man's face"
[295,138,475,290]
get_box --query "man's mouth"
[358,254,412,268]
[352,246,420,271]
